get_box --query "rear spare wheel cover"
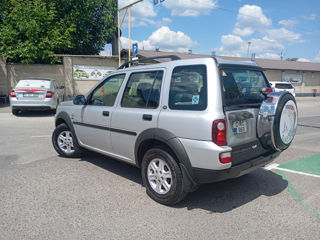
[279,100,297,145]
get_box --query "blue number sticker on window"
[192,95,200,104]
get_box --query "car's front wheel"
[52,123,82,158]
[141,147,186,205]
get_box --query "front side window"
[89,74,125,106]
[121,71,163,109]
[169,65,207,111]
[221,68,269,107]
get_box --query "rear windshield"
[16,79,51,89]
[221,68,269,107]
[275,83,294,89]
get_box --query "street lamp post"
[247,41,251,57]
[117,0,143,67]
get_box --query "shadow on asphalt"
[14,110,55,118]
[79,151,142,185]
[79,151,288,212]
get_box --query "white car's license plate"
[232,120,247,135]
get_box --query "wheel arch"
[135,128,198,192]
[55,111,80,146]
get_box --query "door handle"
[143,114,152,121]
[102,111,109,117]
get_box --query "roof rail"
[118,55,181,69]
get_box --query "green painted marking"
[275,169,320,220]
[279,153,320,176]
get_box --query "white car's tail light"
[9,90,16,97]
[46,91,54,98]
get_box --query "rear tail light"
[46,91,54,98]
[262,87,272,94]
[212,119,227,146]
[219,152,231,164]
[9,90,16,98]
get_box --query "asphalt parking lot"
[0,98,319,240]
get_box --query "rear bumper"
[192,151,280,184]
[12,105,53,111]
[10,98,56,110]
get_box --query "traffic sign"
[154,0,165,5]
[132,43,138,55]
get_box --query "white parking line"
[30,135,51,138]
[264,163,320,178]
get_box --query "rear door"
[110,69,164,162]
[220,68,271,164]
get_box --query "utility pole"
[117,0,143,67]
[111,0,118,56]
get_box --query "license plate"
[23,93,36,97]
[232,120,247,135]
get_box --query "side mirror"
[73,95,87,105]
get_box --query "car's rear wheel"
[12,108,19,115]
[52,123,82,158]
[141,147,186,205]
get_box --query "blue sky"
[104,0,320,62]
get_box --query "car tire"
[52,123,82,158]
[273,93,298,150]
[12,108,19,115]
[141,147,187,205]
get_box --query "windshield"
[16,79,51,89]
[275,83,294,89]
[221,68,269,107]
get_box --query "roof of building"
[127,50,320,72]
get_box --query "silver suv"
[52,56,298,205]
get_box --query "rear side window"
[275,83,294,89]
[121,71,163,109]
[169,65,207,111]
[16,80,51,89]
[221,68,268,106]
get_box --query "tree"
[0,0,117,64]
[286,58,299,61]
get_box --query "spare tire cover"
[257,92,298,151]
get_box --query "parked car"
[9,78,64,114]
[74,69,89,78]
[52,56,298,205]
[270,81,295,97]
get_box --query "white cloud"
[120,26,197,52]
[303,13,317,20]
[119,0,156,27]
[233,5,272,37]
[266,28,302,43]
[314,51,320,62]
[278,19,298,28]
[163,0,218,17]
[215,34,285,58]
[148,26,196,49]
[214,34,246,57]
[250,37,284,53]
[156,18,172,27]
[216,4,305,59]
[256,53,281,60]
[297,58,310,62]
